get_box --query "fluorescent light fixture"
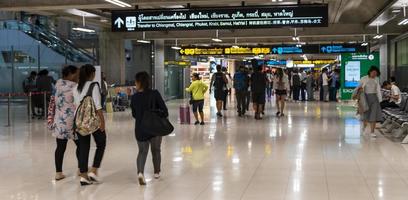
[361,42,368,46]
[399,6,408,26]
[212,30,222,42]
[65,9,99,17]
[160,5,185,8]
[232,45,239,48]
[137,39,151,43]
[105,0,131,7]
[137,31,150,43]
[399,18,408,25]
[374,35,383,39]
[171,39,181,50]
[72,27,95,33]
[392,9,401,13]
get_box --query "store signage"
[293,60,336,65]
[178,44,366,56]
[266,60,287,66]
[179,47,270,55]
[111,4,328,32]
[320,44,367,54]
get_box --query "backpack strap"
[86,82,100,97]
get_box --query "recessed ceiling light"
[212,38,223,42]
[160,5,185,9]
[72,27,95,33]
[65,9,99,17]
[105,0,131,7]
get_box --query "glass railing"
[0,20,95,63]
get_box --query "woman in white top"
[357,66,382,137]
[73,64,106,186]
[273,68,289,117]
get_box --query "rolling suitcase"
[179,104,190,124]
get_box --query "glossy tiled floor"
[1,97,408,200]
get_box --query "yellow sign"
[179,47,271,55]
[180,48,224,56]
[293,60,336,65]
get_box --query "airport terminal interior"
[2,0,408,199]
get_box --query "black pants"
[293,86,300,101]
[223,90,228,109]
[77,130,106,174]
[329,87,337,101]
[236,90,247,115]
[55,138,79,173]
[245,91,251,111]
[300,84,306,101]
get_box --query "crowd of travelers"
[187,60,342,121]
[20,60,399,187]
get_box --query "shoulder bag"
[141,90,174,136]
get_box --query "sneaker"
[138,173,146,186]
[217,113,223,117]
[200,122,205,125]
[55,173,66,181]
[276,112,281,116]
[80,177,93,186]
[280,113,285,117]
[154,173,160,179]
[88,172,101,184]
[194,121,200,125]
[370,133,377,138]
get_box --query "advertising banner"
[112,4,328,32]
[340,53,380,100]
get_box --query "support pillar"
[99,32,125,84]
[153,40,165,95]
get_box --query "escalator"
[0,20,96,63]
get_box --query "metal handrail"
[0,20,96,63]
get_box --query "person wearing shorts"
[274,68,289,117]
[186,73,208,125]
[210,65,228,117]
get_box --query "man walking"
[233,66,249,117]
[210,65,228,117]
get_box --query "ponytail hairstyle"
[77,64,95,92]
[62,65,78,78]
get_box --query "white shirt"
[391,84,402,104]
[359,76,382,102]
[73,81,102,110]
[322,73,329,86]
[273,74,289,90]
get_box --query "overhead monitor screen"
[345,61,361,88]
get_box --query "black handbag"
[141,90,174,136]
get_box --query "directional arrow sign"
[321,47,326,53]
[114,17,124,29]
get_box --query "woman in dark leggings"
[131,72,169,185]
[51,65,79,181]
[73,64,106,186]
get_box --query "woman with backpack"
[50,65,79,181]
[73,64,106,186]
[274,68,289,117]
[186,73,208,125]
[131,71,169,185]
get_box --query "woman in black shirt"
[131,71,168,186]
